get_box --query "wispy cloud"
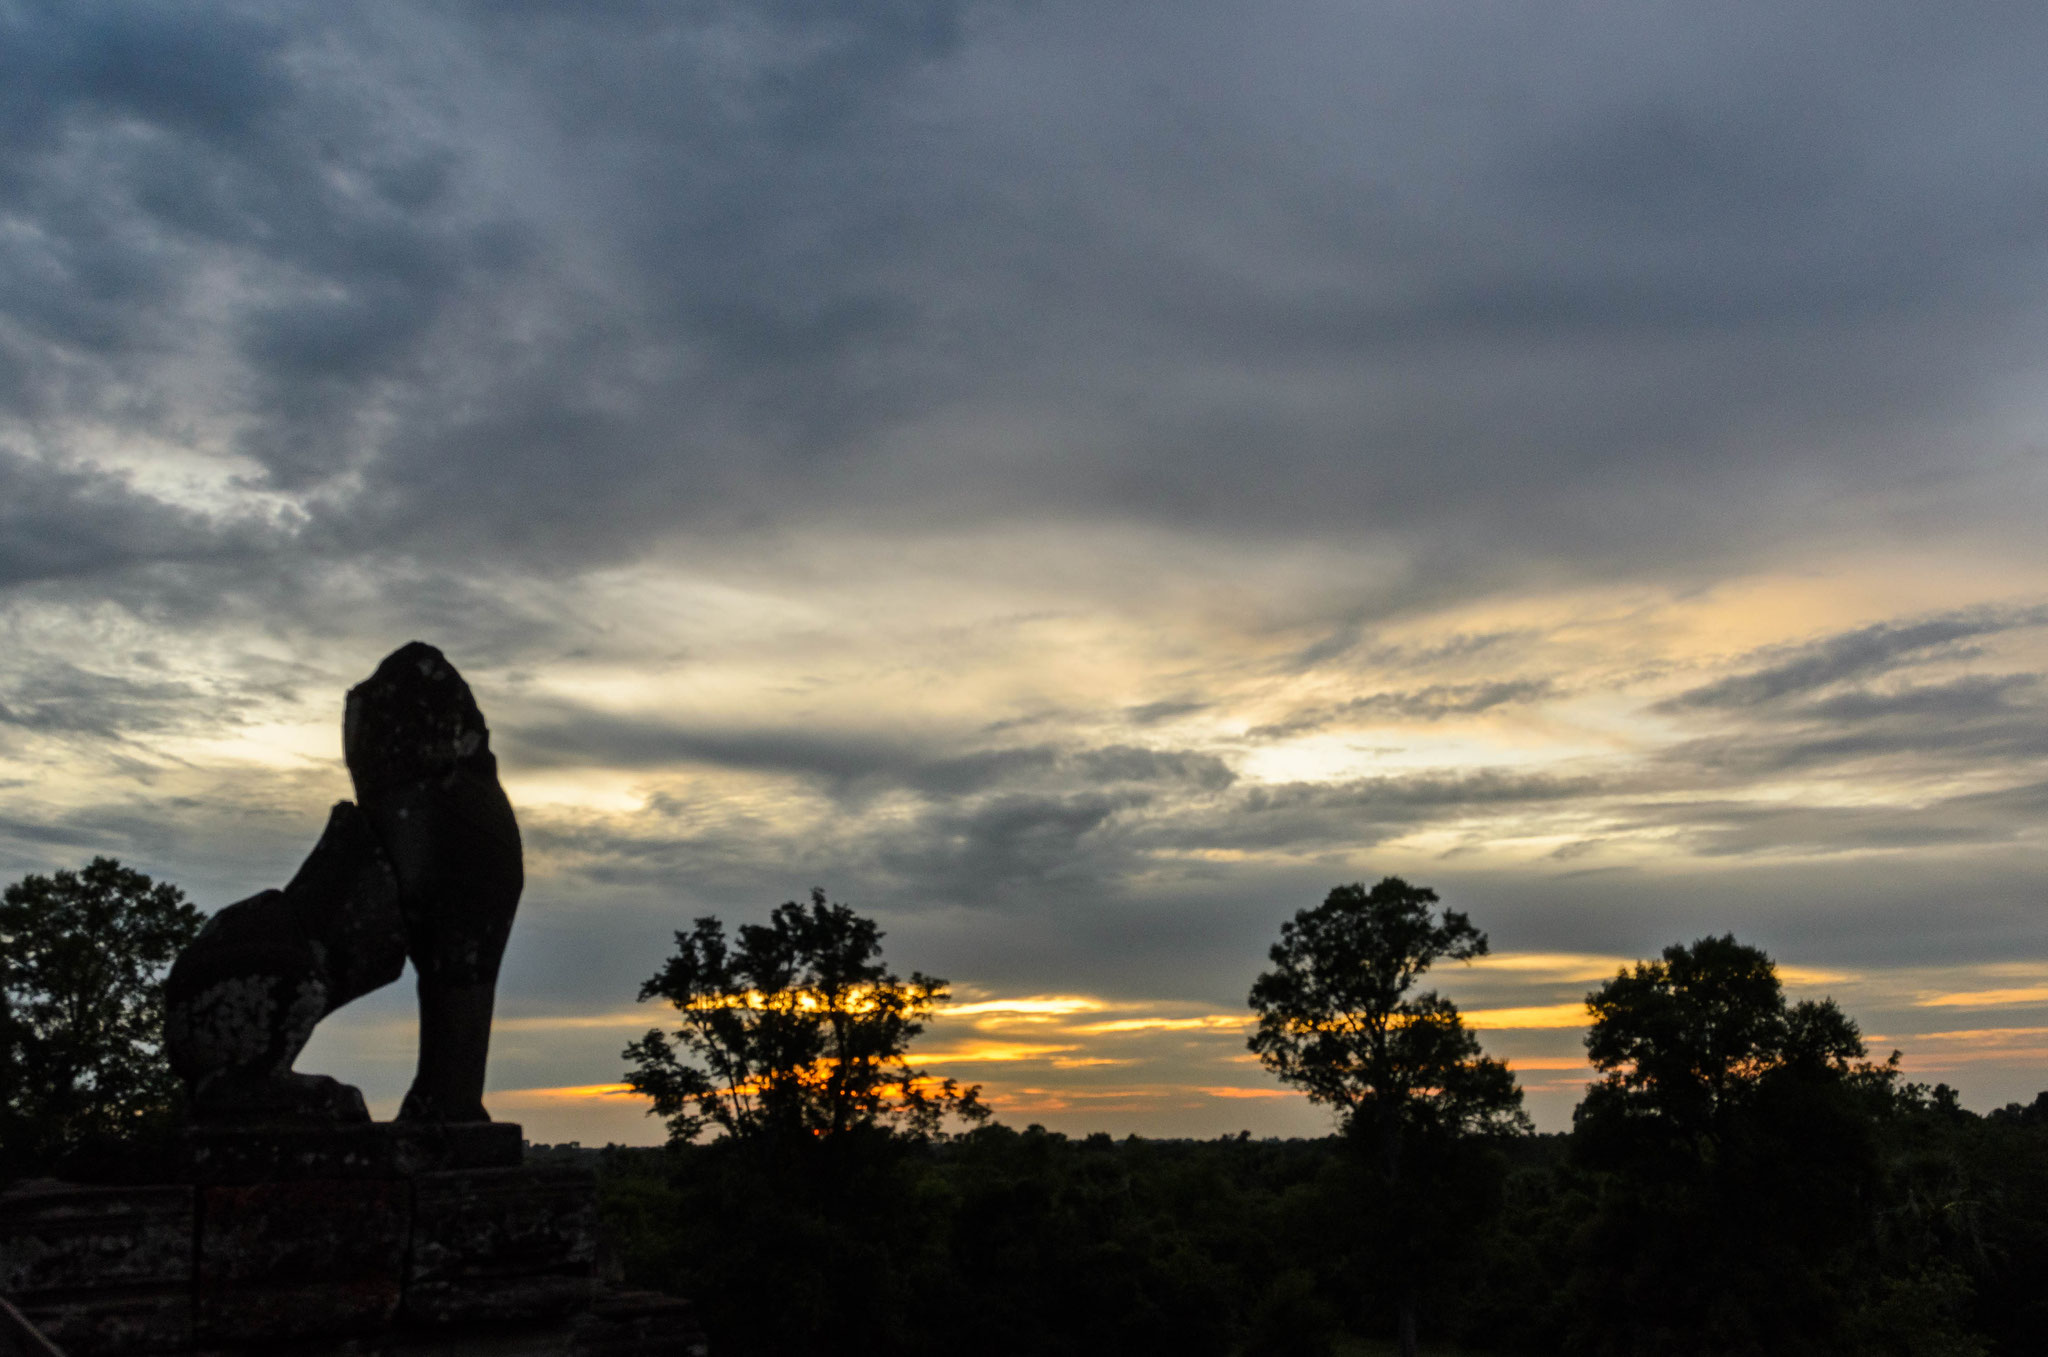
[1247,679,1558,740]
[1659,609,2048,712]
[1914,987,2048,1009]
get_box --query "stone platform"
[0,1127,703,1357]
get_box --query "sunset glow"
[8,0,2048,1147]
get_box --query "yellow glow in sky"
[1915,987,2048,1009]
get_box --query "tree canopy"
[1248,877,1529,1154]
[0,857,205,1175]
[623,888,987,1147]
[1247,878,1528,1357]
[1565,934,1937,1356]
[1576,932,1873,1158]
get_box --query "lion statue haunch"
[344,641,523,1123]
[165,801,406,1121]
[163,642,522,1127]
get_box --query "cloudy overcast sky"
[6,0,2048,1138]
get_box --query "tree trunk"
[1398,1287,1419,1357]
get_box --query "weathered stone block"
[572,1291,710,1357]
[0,1181,193,1357]
[0,1296,64,1357]
[14,1287,189,1357]
[0,1181,192,1296]
[196,1179,409,1345]
[404,1166,597,1327]
[181,1120,522,1184]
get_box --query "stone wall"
[0,1130,704,1357]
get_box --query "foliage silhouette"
[1248,877,1529,1357]
[623,888,987,1148]
[1576,932,1869,1163]
[1565,935,1978,1357]
[586,909,2048,1356]
[0,857,204,1178]
[598,1126,1361,1357]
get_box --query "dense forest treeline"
[581,1087,2048,1357]
[519,882,2048,1356]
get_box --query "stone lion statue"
[164,643,523,1124]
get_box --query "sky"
[4,0,2048,1140]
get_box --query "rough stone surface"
[1,1296,65,1357]
[284,800,411,1009]
[179,1122,522,1185]
[405,1167,597,1327]
[195,1179,409,1345]
[164,801,405,1123]
[0,1182,193,1356]
[574,1292,710,1357]
[15,1287,187,1357]
[0,1183,192,1296]
[0,1168,701,1357]
[163,640,523,1129]
[344,643,523,1125]
[178,1293,708,1356]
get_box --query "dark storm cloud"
[0,794,244,880]
[875,790,1146,900]
[1798,674,2041,723]
[0,450,287,587]
[0,0,507,478]
[1664,681,2048,780]
[521,756,1604,911]
[507,715,1255,911]
[512,715,926,785]
[4,0,2048,597]
[0,661,200,738]
[1184,770,1607,853]
[509,702,1234,801]
[1614,779,2048,859]
[1074,746,1235,791]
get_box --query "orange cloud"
[1461,1002,1589,1030]
[946,995,1111,1017]
[1069,1015,1248,1035]
[919,1042,1081,1063]
[1914,987,2048,1009]
[1777,964,1858,987]
[491,1082,640,1105]
[1466,952,1632,981]
[1901,1025,2048,1043]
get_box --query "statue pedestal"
[0,1127,703,1356]
[178,1121,522,1184]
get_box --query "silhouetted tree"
[1567,935,1964,1356]
[1576,932,1870,1162]
[1248,878,1529,1357]
[623,888,987,1149]
[0,857,204,1176]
